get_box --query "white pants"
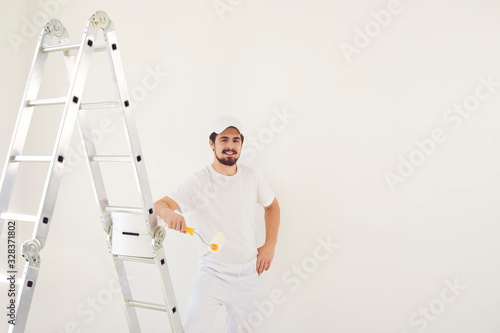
[183,256,259,333]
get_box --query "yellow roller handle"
[184,227,195,236]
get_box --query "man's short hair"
[209,131,244,144]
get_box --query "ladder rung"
[11,155,52,163]
[80,101,120,110]
[42,41,80,52]
[27,97,66,107]
[91,155,132,162]
[126,300,167,312]
[67,45,106,55]
[42,42,107,53]
[0,213,37,223]
[26,99,119,109]
[105,206,143,214]
[113,255,155,264]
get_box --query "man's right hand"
[164,210,187,233]
[154,196,187,234]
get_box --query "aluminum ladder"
[0,10,183,333]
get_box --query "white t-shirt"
[169,163,275,264]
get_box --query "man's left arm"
[257,197,280,276]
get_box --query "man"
[154,115,280,332]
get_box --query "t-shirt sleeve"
[256,171,275,207]
[168,175,200,214]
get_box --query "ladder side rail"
[8,256,40,333]
[59,16,143,332]
[58,21,112,234]
[0,26,52,233]
[111,259,143,332]
[154,247,185,332]
[59,38,76,86]
[75,110,112,230]
[75,111,143,332]
[102,25,158,234]
[103,22,184,333]
[33,23,98,246]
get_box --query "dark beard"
[215,151,238,166]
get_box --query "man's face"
[210,127,242,166]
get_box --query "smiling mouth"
[223,151,237,156]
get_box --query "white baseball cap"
[210,115,243,135]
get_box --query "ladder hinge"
[153,226,166,251]
[22,239,43,267]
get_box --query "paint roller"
[184,227,226,253]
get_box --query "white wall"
[1,0,500,332]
